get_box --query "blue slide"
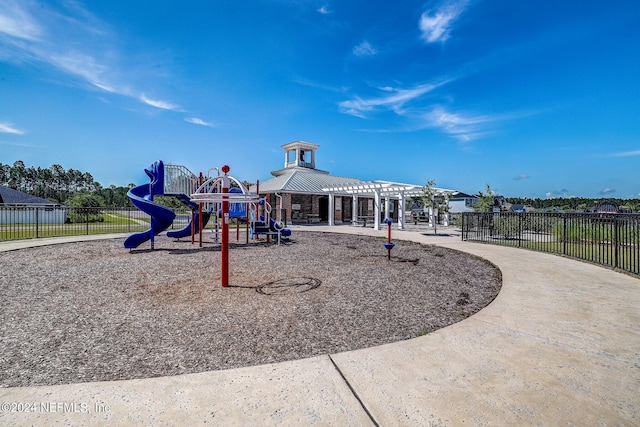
[124,161,176,249]
[167,194,212,239]
[258,215,292,237]
[269,217,292,237]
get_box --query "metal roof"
[252,169,363,195]
[0,186,60,205]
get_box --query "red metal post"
[254,180,259,241]
[266,193,271,244]
[191,210,195,244]
[198,172,203,247]
[221,165,230,287]
[387,221,392,260]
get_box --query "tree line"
[3,160,639,212]
[504,196,640,212]
[0,161,134,207]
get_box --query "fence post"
[86,209,89,235]
[35,207,39,238]
[461,213,466,240]
[563,214,567,255]
[614,218,620,269]
[518,213,522,248]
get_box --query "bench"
[353,216,374,227]
[307,214,320,223]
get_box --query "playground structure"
[123,161,212,250]
[125,161,292,286]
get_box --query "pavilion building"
[250,141,365,225]
[252,141,456,230]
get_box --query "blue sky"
[1,0,639,198]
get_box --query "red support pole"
[266,193,271,244]
[191,210,195,244]
[254,180,259,241]
[387,221,392,260]
[199,172,203,247]
[221,165,230,287]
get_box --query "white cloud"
[339,81,449,118]
[599,188,616,196]
[545,189,573,199]
[139,94,181,111]
[608,149,640,157]
[422,106,495,141]
[0,2,180,111]
[419,0,469,43]
[353,41,377,57]
[0,0,42,41]
[185,117,216,127]
[0,140,42,148]
[514,173,529,180]
[48,52,113,92]
[292,77,346,93]
[0,123,24,134]
[317,5,331,15]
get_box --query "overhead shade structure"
[322,180,455,230]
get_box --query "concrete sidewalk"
[1,226,639,426]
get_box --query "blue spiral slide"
[166,194,211,239]
[124,161,176,249]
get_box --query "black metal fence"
[0,206,196,241]
[462,212,640,275]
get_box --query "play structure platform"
[124,160,291,251]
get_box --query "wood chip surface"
[0,231,501,387]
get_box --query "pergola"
[322,180,455,230]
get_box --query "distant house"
[595,200,620,214]
[543,206,562,213]
[0,186,59,206]
[0,186,67,224]
[448,192,479,213]
[502,203,528,213]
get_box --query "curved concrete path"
[1,226,639,426]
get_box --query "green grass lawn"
[511,239,639,273]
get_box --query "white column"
[443,195,450,226]
[374,189,381,230]
[398,192,406,230]
[384,197,390,220]
[328,192,335,226]
[352,195,358,225]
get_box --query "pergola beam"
[322,180,456,230]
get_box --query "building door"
[319,196,329,221]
